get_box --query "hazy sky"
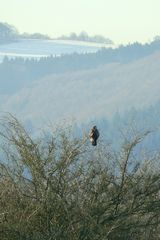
[0,0,160,44]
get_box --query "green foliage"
[0,115,160,239]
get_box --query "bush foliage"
[0,116,160,240]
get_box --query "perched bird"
[89,126,100,146]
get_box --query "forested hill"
[1,51,160,128]
[1,38,160,133]
[1,39,160,94]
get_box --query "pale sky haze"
[0,0,159,44]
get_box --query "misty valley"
[0,38,160,142]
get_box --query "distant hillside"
[1,51,160,127]
[0,38,160,132]
[1,39,160,94]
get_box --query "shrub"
[0,115,160,239]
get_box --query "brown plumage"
[89,126,100,146]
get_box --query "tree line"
[0,22,50,44]
[57,31,113,44]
